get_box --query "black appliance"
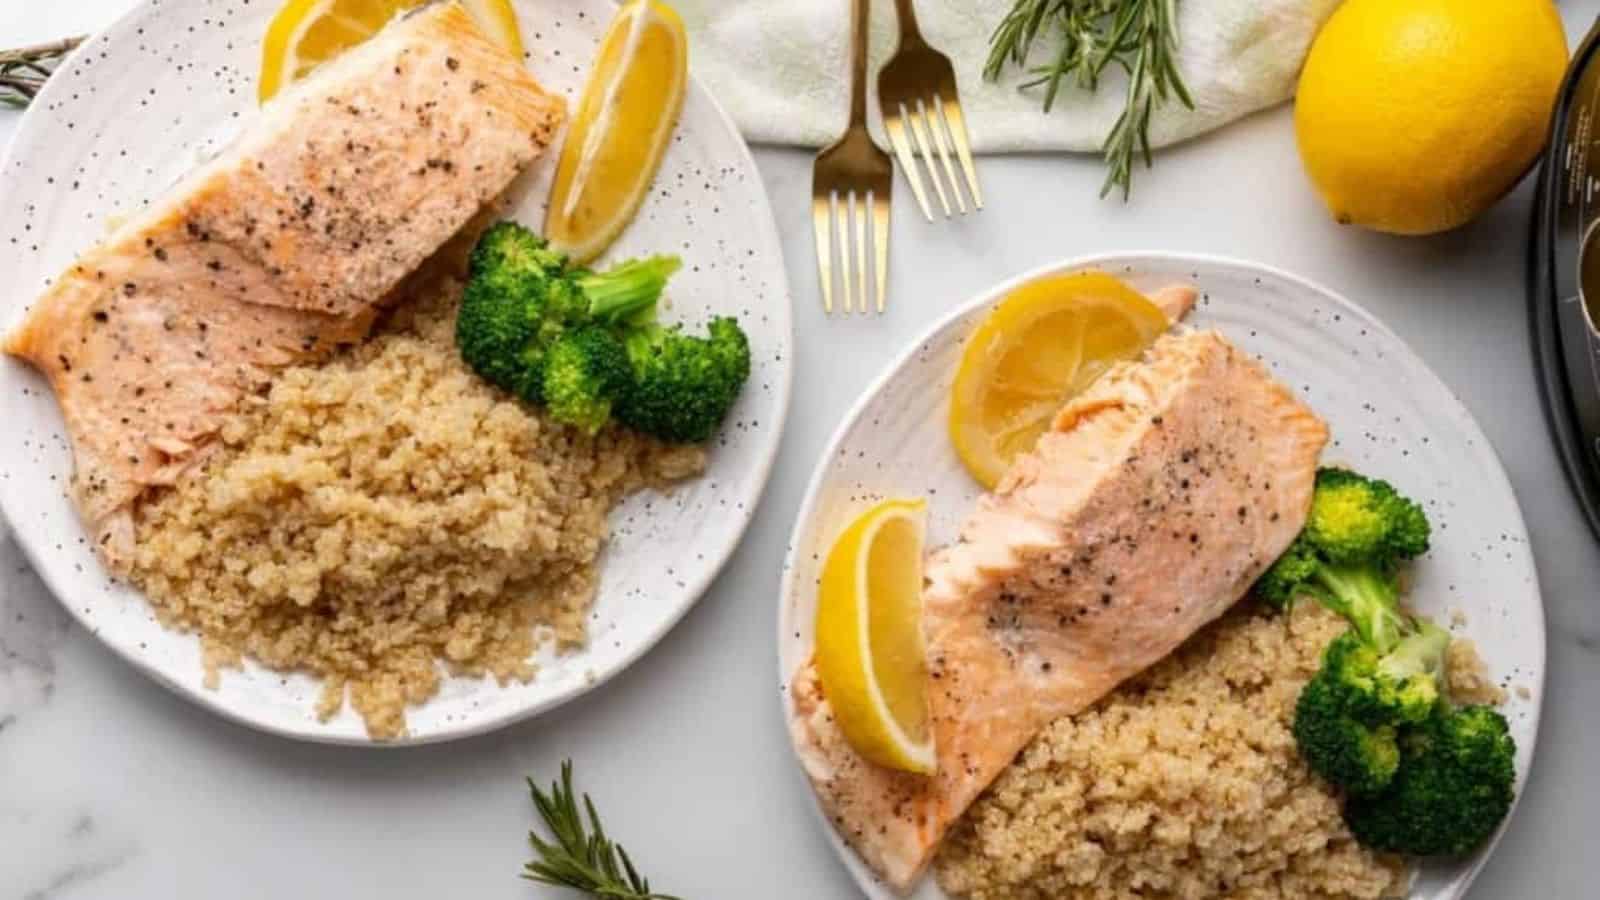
[1530,16,1600,541]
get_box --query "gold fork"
[878,0,981,220]
[812,0,891,315]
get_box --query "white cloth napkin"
[674,0,1340,152]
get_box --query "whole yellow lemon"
[1295,0,1568,235]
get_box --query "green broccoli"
[1291,623,1450,795]
[454,221,678,404]
[1265,470,1442,794]
[540,327,634,434]
[454,225,565,399]
[1260,467,1517,856]
[1304,467,1431,564]
[573,257,682,328]
[1292,666,1401,796]
[616,316,751,444]
[1330,619,1451,726]
[454,220,749,441]
[1344,704,1517,856]
[1254,468,1431,650]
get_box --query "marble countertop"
[2,3,1597,898]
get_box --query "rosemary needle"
[985,0,1193,200]
[524,761,680,900]
[0,36,84,109]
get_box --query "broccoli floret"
[1252,535,1321,606]
[455,224,567,399]
[455,277,541,397]
[616,316,751,443]
[1306,468,1431,563]
[1292,667,1401,796]
[1254,469,1431,651]
[1351,620,1450,724]
[469,220,568,290]
[1344,705,1517,856]
[540,327,633,434]
[1292,622,1452,795]
[454,221,678,407]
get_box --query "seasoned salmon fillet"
[1146,282,1198,322]
[790,328,1328,891]
[2,2,565,567]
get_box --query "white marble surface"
[2,2,1597,898]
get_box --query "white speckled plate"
[0,0,791,745]
[779,255,1543,900]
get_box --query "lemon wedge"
[815,498,935,775]
[543,1,688,264]
[259,0,524,103]
[950,272,1169,488]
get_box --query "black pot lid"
[1530,15,1600,541]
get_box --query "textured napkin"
[674,0,1340,152]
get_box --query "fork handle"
[848,0,870,125]
[891,0,924,42]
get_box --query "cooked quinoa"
[128,266,704,740]
[936,601,1500,900]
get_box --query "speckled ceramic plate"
[0,0,791,745]
[778,254,1543,900]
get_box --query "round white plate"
[778,254,1543,899]
[0,0,792,745]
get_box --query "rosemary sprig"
[985,0,1193,200]
[524,761,680,900]
[0,36,84,108]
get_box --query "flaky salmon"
[2,2,565,567]
[1146,282,1198,322]
[790,325,1328,891]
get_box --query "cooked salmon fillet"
[2,2,565,568]
[1146,282,1197,322]
[790,327,1328,891]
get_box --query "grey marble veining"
[2,521,134,900]
[0,521,71,720]
[1,2,1598,899]
[17,818,136,900]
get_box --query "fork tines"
[882,85,981,222]
[812,184,889,315]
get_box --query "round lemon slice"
[950,272,1169,488]
[543,1,688,264]
[815,498,936,775]
[259,0,524,103]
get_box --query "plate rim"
[0,0,795,747]
[775,250,1546,899]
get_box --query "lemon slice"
[543,1,688,264]
[815,498,935,775]
[950,272,1169,488]
[259,0,524,103]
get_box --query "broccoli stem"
[1305,562,1409,653]
[1377,620,1450,685]
[622,323,662,359]
[577,255,682,327]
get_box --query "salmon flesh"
[790,326,1329,890]
[2,3,565,567]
